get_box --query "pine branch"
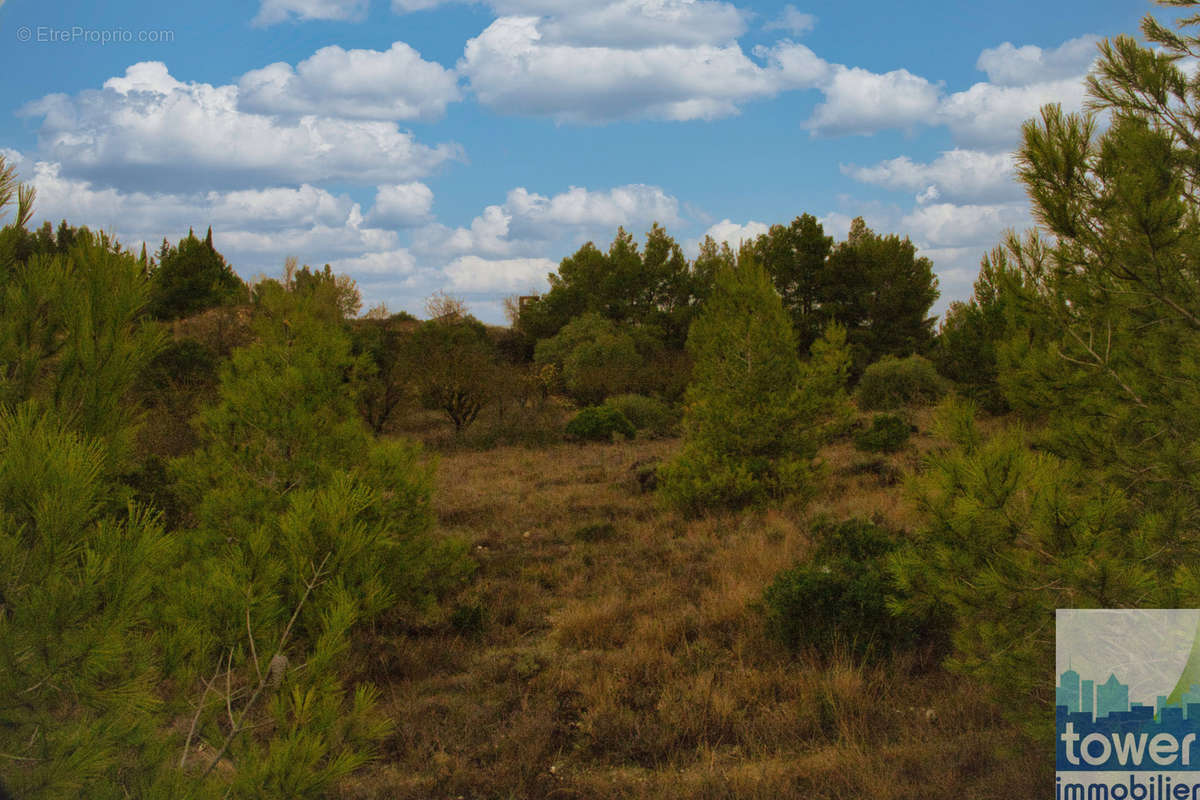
[199,551,331,781]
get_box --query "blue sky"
[0,0,1166,322]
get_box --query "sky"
[0,0,1170,323]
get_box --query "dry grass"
[339,411,1047,799]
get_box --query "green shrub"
[603,394,679,437]
[763,519,938,659]
[854,414,912,453]
[534,313,640,405]
[573,521,617,542]
[450,600,487,637]
[856,354,946,410]
[658,258,850,517]
[565,405,636,442]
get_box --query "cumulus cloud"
[21,159,410,279]
[369,182,435,227]
[700,218,768,248]
[529,0,748,48]
[459,17,826,122]
[976,35,1100,87]
[764,5,816,36]
[937,76,1089,150]
[20,62,463,192]
[239,42,461,121]
[328,248,419,275]
[416,183,681,258]
[444,255,556,292]
[393,0,748,46]
[900,201,1031,250]
[842,149,1021,204]
[253,0,368,26]
[806,65,942,137]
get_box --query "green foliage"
[894,5,1200,735]
[149,229,245,321]
[750,213,833,354]
[854,414,911,453]
[889,400,1150,738]
[573,521,617,542]
[565,405,636,442]
[350,317,410,435]
[519,225,697,347]
[602,393,680,437]
[0,172,470,795]
[658,259,850,516]
[753,215,939,369]
[1,181,178,797]
[0,405,175,799]
[856,354,946,411]
[534,313,641,405]
[167,270,472,794]
[0,225,163,477]
[764,519,936,659]
[409,315,499,434]
[289,263,362,320]
[931,249,1012,414]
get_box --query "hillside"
[343,422,1045,798]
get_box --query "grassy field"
[342,415,1046,799]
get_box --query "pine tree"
[891,0,1200,736]
[1,163,178,798]
[166,271,471,797]
[658,256,849,516]
[149,229,245,320]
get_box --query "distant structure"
[518,295,540,314]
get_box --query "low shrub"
[565,406,636,442]
[854,414,912,453]
[762,519,940,659]
[603,394,680,437]
[856,355,946,411]
[573,522,617,542]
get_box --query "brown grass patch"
[339,425,1047,799]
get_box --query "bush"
[603,394,679,437]
[763,519,938,659]
[534,313,640,405]
[565,405,636,442]
[854,413,911,453]
[856,354,946,410]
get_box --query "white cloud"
[394,0,748,46]
[21,62,463,191]
[842,149,1021,204]
[415,183,681,260]
[530,0,748,48]
[701,218,768,248]
[764,5,816,36]
[806,65,942,137]
[976,35,1100,87]
[459,17,826,122]
[21,159,407,279]
[369,182,435,227]
[239,42,461,121]
[900,201,1031,250]
[253,0,368,25]
[328,248,419,275]
[444,255,556,292]
[938,76,1089,150]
